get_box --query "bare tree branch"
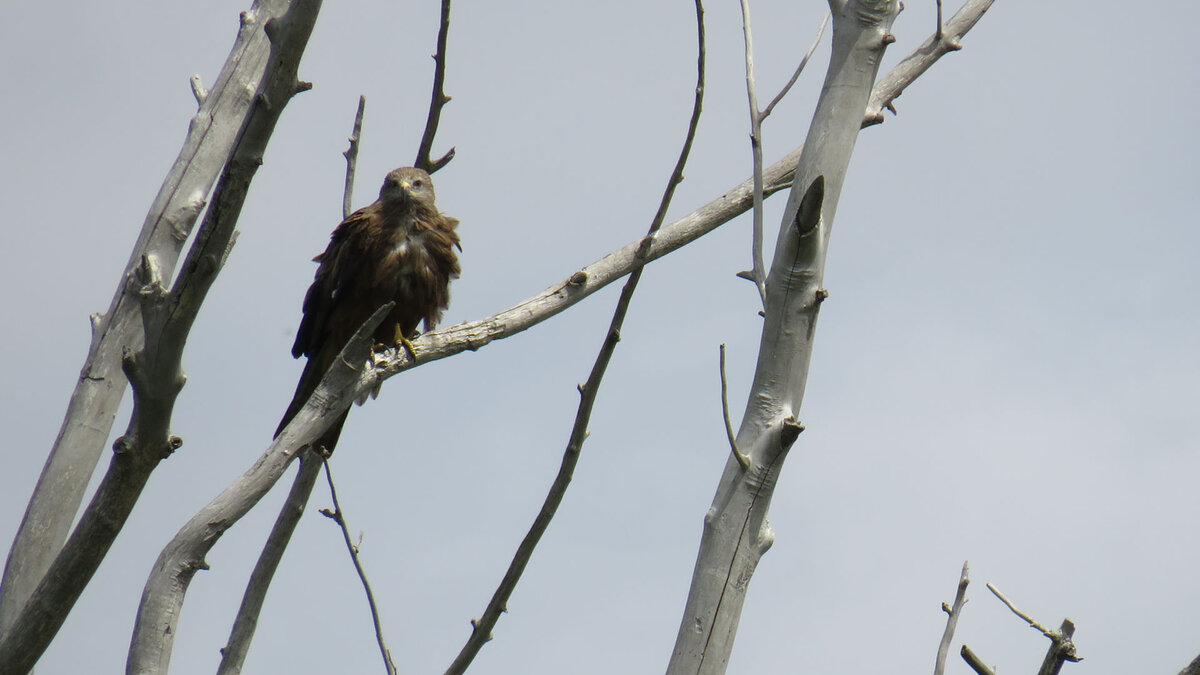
[987,581,1054,637]
[738,0,769,306]
[986,583,1082,675]
[445,2,706,672]
[719,345,750,470]
[961,644,995,675]
[216,93,374,675]
[0,4,323,674]
[342,95,366,220]
[934,561,970,675]
[0,0,295,642]
[128,302,388,675]
[216,450,324,675]
[739,5,826,307]
[864,0,992,125]
[1036,618,1081,675]
[414,0,455,174]
[760,12,828,121]
[667,0,901,670]
[319,457,397,675]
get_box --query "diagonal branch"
[219,94,372,675]
[445,2,706,672]
[761,12,828,120]
[414,0,455,173]
[216,449,325,675]
[986,583,1081,675]
[129,302,389,675]
[0,4,323,673]
[0,0,295,642]
[864,0,992,125]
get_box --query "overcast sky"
[3,1,1198,673]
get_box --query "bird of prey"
[276,167,461,451]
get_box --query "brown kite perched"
[276,167,461,450]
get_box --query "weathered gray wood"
[0,0,292,645]
[0,1,323,673]
[665,2,900,672]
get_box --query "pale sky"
[2,1,1198,674]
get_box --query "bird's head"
[379,167,436,209]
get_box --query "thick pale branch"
[216,450,324,675]
[0,0,292,643]
[0,3,322,673]
[128,301,386,675]
[667,1,900,671]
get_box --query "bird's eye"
[413,179,424,188]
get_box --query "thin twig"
[719,345,750,470]
[987,583,1082,675]
[961,645,995,675]
[217,451,324,675]
[342,95,366,220]
[414,0,455,173]
[761,12,828,119]
[987,582,1054,637]
[320,457,397,675]
[443,3,705,673]
[933,561,970,675]
[738,0,768,307]
[936,0,945,39]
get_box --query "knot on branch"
[780,416,805,449]
[793,175,825,237]
[162,435,184,458]
[113,435,134,455]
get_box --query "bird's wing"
[291,206,374,359]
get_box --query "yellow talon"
[393,325,417,359]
